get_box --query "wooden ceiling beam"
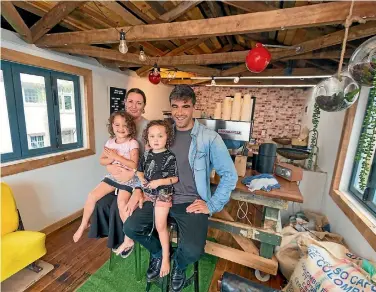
[154,1,203,23]
[45,21,374,72]
[275,22,376,60]
[12,1,93,31]
[118,1,155,24]
[213,44,233,53]
[281,50,354,61]
[36,1,376,47]
[172,65,222,76]
[222,1,274,12]
[206,1,233,46]
[239,67,333,77]
[1,2,32,43]
[135,38,208,76]
[99,1,143,26]
[221,21,376,76]
[30,1,85,43]
[97,1,169,58]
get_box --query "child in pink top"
[73,111,139,256]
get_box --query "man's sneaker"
[171,262,186,292]
[146,256,162,281]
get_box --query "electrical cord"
[236,201,264,226]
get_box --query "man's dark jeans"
[123,201,209,269]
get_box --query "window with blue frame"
[0,61,83,163]
[349,87,376,216]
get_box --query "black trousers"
[88,192,124,249]
[123,201,209,270]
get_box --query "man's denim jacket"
[185,119,238,215]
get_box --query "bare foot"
[115,240,134,255]
[73,225,86,243]
[160,256,170,277]
[73,224,90,243]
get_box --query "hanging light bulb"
[234,76,240,84]
[211,77,216,86]
[139,45,147,62]
[119,29,128,54]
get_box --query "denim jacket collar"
[190,119,200,137]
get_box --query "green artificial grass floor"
[77,246,217,292]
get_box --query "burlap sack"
[283,236,376,291]
[303,211,330,232]
[276,226,344,280]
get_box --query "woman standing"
[88,88,148,257]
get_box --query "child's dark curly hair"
[142,120,174,149]
[107,111,137,140]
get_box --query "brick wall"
[193,86,309,143]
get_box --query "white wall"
[1,29,172,231]
[310,88,376,261]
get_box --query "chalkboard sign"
[109,87,126,114]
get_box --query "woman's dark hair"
[169,85,196,105]
[142,120,174,149]
[125,88,147,105]
[107,111,137,140]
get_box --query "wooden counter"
[207,169,304,276]
[211,169,303,203]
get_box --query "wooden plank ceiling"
[2,1,376,86]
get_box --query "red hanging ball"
[245,43,271,73]
[148,70,161,85]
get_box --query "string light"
[234,76,240,83]
[119,29,128,54]
[211,77,216,86]
[139,45,147,61]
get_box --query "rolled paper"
[222,96,232,120]
[214,102,222,119]
[231,92,242,120]
[241,94,253,121]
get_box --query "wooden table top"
[211,169,304,203]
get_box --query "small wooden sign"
[109,87,126,114]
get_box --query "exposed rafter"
[13,1,92,31]
[222,1,274,12]
[281,50,354,61]
[30,1,85,42]
[36,1,376,47]
[135,38,208,76]
[1,2,32,43]
[221,21,376,76]
[154,1,203,23]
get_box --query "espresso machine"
[197,96,256,176]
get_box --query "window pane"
[0,70,13,154]
[57,79,77,144]
[20,73,51,149]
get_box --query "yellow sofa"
[1,183,47,282]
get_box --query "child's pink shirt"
[105,138,139,166]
